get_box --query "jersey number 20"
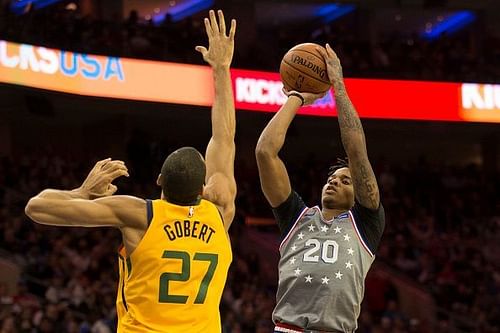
[159,250,218,304]
[303,239,339,263]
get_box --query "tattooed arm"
[318,44,380,209]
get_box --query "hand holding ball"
[279,43,331,94]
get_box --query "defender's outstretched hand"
[195,10,236,69]
[79,158,129,198]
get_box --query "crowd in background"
[0,1,499,83]
[0,1,499,332]
[0,143,498,332]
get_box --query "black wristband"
[288,92,305,106]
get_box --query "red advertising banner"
[1,40,499,123]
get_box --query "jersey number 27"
[159,250,218,304]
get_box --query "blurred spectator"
[0,145,497,332]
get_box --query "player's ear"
[156,174,162,187]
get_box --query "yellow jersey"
[121,199,232,333]
[116,245,129,332]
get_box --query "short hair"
[328,157,349,177]
[161,147,206,205]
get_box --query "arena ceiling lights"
[315,4,356,24]
[421,10,476,40]
[10,0,62,14]
[152,0,214,23]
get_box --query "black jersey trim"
[279,207,309,250]
[146,199,153,226]
[348,210,375,257]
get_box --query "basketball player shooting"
[25,10,237,333]
[255,43,385,332]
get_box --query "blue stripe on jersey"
[146,199,153,226]
[337,212,349,219]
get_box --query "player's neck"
[321,207,348,221]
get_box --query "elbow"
[25,198,41,222]
[25,198,35,219]
[255,133,279,158]
[255,142,275,161]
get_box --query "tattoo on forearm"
[334,84,379,208]
[335,87,362,131]
[353,162,379,208]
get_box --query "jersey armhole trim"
[117,244,125,259]
[120,260,129,312]
[348,210,375,257]
[146,199,153,226]
[279,207,309,250]
[214,204,232,242]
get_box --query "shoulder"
[203,176,236,222]
[273,191,307,214]
[95,195,148,228]
[350,200,385,225]
[201,198,235,231]
[203,173,237,204]
[273,191,308,236]
[349,200,385,253]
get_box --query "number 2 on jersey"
[303,239,339,263]
[159,250,218,304]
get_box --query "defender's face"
[321,167,355,210]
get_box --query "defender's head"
[157,147,206,205]
[321,158,354,211]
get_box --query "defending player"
[25,10,237,333]
[255,43,385,332]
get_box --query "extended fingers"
[102,161,129,177]
[108,168,129,180]
[325,43,338,59]
[94,158,111,169]
[204,17,213,37]
[217,10,226,35]
[209,10,219,34]
[229,19,236,40]
[101,160,124,170]
[195,45,208,57]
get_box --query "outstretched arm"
[25,195,146,229]
[318,44,380,209]
[256,91,325,207]
[24,158,144,228]
[196,10,237,230]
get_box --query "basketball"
[280,43,331,94]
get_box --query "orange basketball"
[279,43,331,94]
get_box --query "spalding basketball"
[280,43,331,94]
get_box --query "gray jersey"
[273,206,376,332]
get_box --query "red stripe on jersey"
[348,211,374,257]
